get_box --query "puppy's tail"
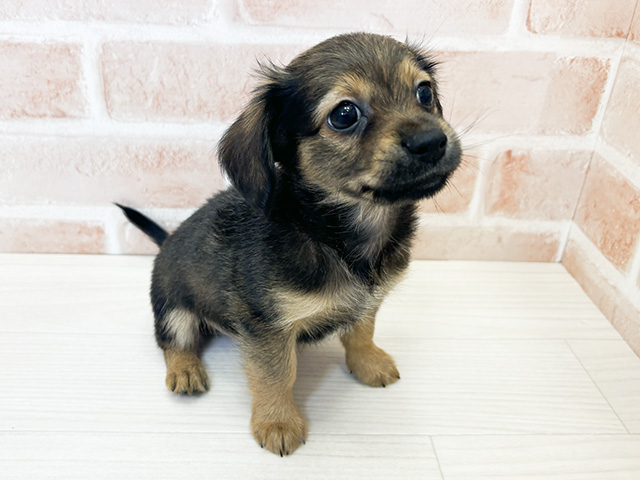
[115,203,168,247]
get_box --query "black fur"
[115,203,168,246]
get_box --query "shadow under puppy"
[119,32,461,456]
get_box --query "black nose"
[401,129,448,164]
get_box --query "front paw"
[251,405,307,456]
[346,345,400,388]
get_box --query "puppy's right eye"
[328,101,361,131]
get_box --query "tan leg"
[164,348,209,395]
[158,308,209,395]
[242,337,307,456]
[341,310,400,387]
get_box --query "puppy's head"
[219,33,461,214]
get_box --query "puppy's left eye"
[328,101,361,131]
[416,82,434,108]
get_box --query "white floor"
[1,254,639,479]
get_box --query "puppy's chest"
[272,267,399,336]
[271,205,413,337]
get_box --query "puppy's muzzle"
[401,129,448,165]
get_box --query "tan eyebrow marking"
[398,57,433,89]
[312,73,373,127]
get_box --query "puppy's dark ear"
[218,66,292,216]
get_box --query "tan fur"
[311,73,374,127]
[244,339,307,456]
[398,57,433,91]
[164,348,209,395]
[273,280,373,333]
[301,60,446,204]
[274,288,352,329]
[272,233,402,335]
[312,59,433,130]
[361,124,407,194]
[347,203,395,261]
[340,311,400,388]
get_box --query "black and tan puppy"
[119,32,461,456]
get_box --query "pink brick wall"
[0,1,638,350]
[0,42,87,118]
[561,0,640,355]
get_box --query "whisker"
[442,178,462,201]
[462,133,516,150]
[447,89,457,124]
[459,159,482,174]
[460,157,483,166]
[430,196,444,214]
[455,107,494,139]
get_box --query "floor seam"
[565,339,631,434]
[430,436,447,480]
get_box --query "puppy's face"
[219,33,461,213]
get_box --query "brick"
[412,224,561,261]
[437,52,608,135]
[563,235,640,356]
[0,219,105,254]
[574,155,640,272]
[0,0,211,24]
[630,3,640,44]
[102,42,301,123]
[121,223,161,255]
[601,56,640,167]
[0,136,223,208]
[527,0,637,38]
[541,57,609,135]
[0,42,86,119]
[119,219,168,255]
[419,155,478,214]
[238,0,514,35]
[437,51,552,134]
[486,150,590,221]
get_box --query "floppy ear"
[218,67,292,216]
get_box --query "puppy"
[119,32,461,456]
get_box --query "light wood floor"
[1,254,639,479]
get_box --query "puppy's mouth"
[354,134,462,204]
[360,172,451,203]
